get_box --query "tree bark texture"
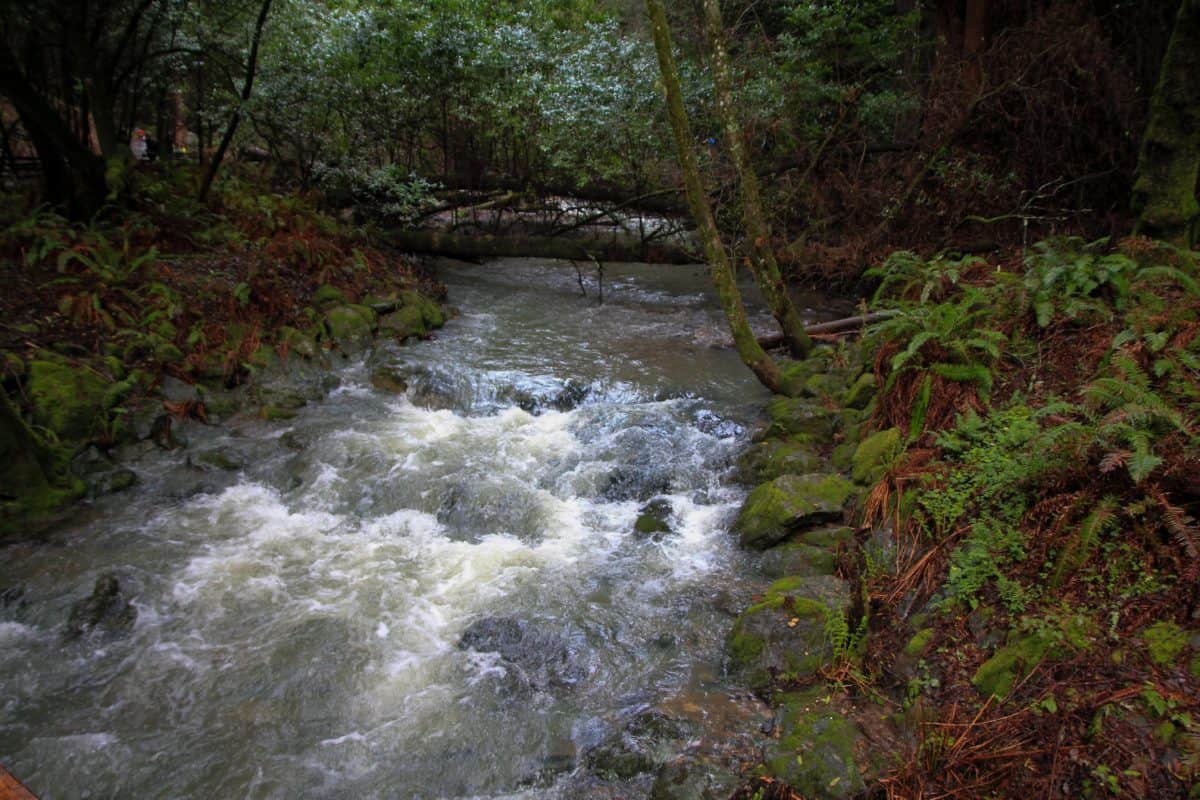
[701,0,812,359]
[1133,0,1200,247]
[645,0,784,394]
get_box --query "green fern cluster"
[1024,237,1136,328]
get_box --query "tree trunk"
[198,0,273,202]
[1133,0,1200,247]
[701,0,812,359]
[645,0,785,394]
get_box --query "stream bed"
[0,258,842,799]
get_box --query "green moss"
[313,284,347,308]
[765,689,866,799]
[27,357,111,442]
[380,304,428,340]
[850,427,901,485]
[1143,621,1189,667]
[760,542,838,578]
[324,304,378,344]
[279,326,318,359]
[905,628,935,658]
[972,636,1050,699]
[401,290,447,328]
[762,397,841,442]
[842,372,877,410]
[635,513,671,535]
[734,473,854,549]
[738,438,824,483]
[260,405,299,421]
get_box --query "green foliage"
[1024,238,1137,328]
[1082,352,1193,484]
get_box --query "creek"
[0,258,844,799]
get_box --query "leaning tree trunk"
[198,0,273,202]
[701,0,812,359]
[1133,0,1200,247]
[645,0,784,394]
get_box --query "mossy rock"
[728,575,850,693]
[842,372,877,410]
[761,398,842,443]
[260,405,299,421]
[850,427,902,486]
[634,498,673,538]
[737,438,824,483]
[1142,621,1189,667]
[380,291,447,341]
[279,326,318,360]
[27,356,112,443]
[733,473,854,550]
[905,628,935,658]
[401,290,447,328]
[973,614,1095,699]
[801,526,855,549]
[764,688,866,800]
[370,365,409,394]
[379,304,428,340]
[313,284,348,309]
[759,542,838,579]
[246,344,278,371]
[324,304,378,344]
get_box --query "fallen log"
[757,309,898,349]
[387,229,697,265]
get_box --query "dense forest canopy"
[3,0,1193,258]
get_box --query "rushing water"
[0,259,840,799]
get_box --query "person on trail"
[131,128,148,161]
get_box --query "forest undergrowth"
[847,237,1200,798]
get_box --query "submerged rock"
[459,616,584,690]
[634,498,673,538]
[65,573,137,639]
[584,708,695,780]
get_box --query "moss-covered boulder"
[763,689,866,800]
[380,291,447,341]
[759,542,838,579]
[0,391,84,532]
[27,356,112,442]
[737,438,824,484]
[760,398,842,443]
[850,427,902,485]
[279,326,318,359]
[313,283,348,309]
[324,304,378,344]
[733,473,855,550]
[370,365,410,394]
[728,575,850,693]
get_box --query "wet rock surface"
[459,617,585,691]
[65,573,137,640]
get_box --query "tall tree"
[645,0,786,393]
[1133,0,1200,246]
[198,0,273,201]
[700,0,811,358]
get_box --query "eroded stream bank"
[0,258,848,799]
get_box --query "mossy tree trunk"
[645,0,786,394]
[1133,0,1200,247]
[700,0,812,359]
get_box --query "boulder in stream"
[65,573,137,639]
[459,616,584,690]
